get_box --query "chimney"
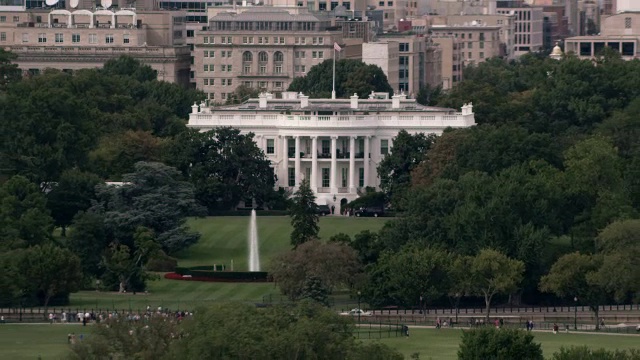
[350,93,359,109]
[391,93,401,109]
[191,102,199,114]
[299,92,309,108]
[258,92,268,108]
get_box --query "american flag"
[334,42,342,52]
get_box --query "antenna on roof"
[45,0,60,6]
[101,0,113,8]
[70,0,79,8]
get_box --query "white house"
[187,91,476,213]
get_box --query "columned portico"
[188,92,476,210]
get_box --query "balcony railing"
[317,187,330,193]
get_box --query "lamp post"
[357,291,361,324]
[574,297,578,330]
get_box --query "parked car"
[340,308,372,316]
[316,205,331,216]
[354,207,384,217]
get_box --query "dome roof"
[551,43,563,56]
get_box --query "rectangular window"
[0,16,5,22]
[288,168,296,187]
[204,64,209,72]
[266,139,275,154]
[380,139,389,155]
[72,34,80,43]
[243,65,251,74]
[322,168,330,188]
[480,52,485,59]
[89,34,97,44]
[0,32,5,42]
[13,16,19,22]
[22,33,28,42]
[625,17,632,29]
[123,34,130,44]
[204,79,209,86]
[399,42,409,51]
[258,81,267,88]
[288,139,295,158]
[221,93,227,100]
[358,167,364,187]
[204,36,209,44]
[322,140,330,155]
[274,81,283,88]
[38,33,46,43]
[204,51,209,58]
[105,34,114,44]
[55,33,63,43]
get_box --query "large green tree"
[0,49,21,90]
[377,130,436,209]
[95,161,205,255]
[289,179,319,247]
[0,175,53,249]
[458,328,543,360]
[46,169,101,235]
[288,59,393,98]
[167,128,275,212]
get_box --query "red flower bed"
[164,272,271,283]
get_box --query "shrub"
[552,346,640,360]
[457,328,543,360]
[146,251,178,272]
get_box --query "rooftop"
[210,9,327,22]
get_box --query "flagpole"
[332,47,336,100]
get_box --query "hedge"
[165,272,270,283]
[176,265,226,273]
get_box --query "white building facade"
[188,92,475,212]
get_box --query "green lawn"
[376,328,640,360]
[67,216,387,309]
[0,325,637,360]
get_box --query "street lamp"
[574,297,578,330]
[357,291,361,324]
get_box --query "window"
[123,34,130,44]
[480,52,484,59]
[187,30,194,37]
[22,33,28,42]
[358,167,364,187]
[288,168,296,187]
[258,81,267,88]
[72,34,80,43]
[105,34,114,44]
[204,64,209,71]
[399,42,409,51]
[468,42,472,49]
[341,168,347,187]
[258,51,268,62]
[274,51,283,62]
[89,34,97,44]
[275,65,282,74]
[479,42,484,49]
[204,36,209,44]
[204,51,209,58]
[387,0,393,5]
[227,65,232,72]
[204,79,209,86]
[0,16,5,22]
[322,168,330,187]
[221,93,227,100]
[380,139,389,155]
[53,33,62,43]
[322,140,330,155]
[259,65,266,74]
[274,81,283,88]
[266,139,275,154]
[244,65,251,73]
[221,79,226,86]
[625,17,632,29]
[318,51,324,59]
[378,1,383,5]
[13,16,19,22]
[242,51,252,62]
[227,79,232,86]
[209,79,215,85]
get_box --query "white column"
[363,136,371,188]
[330,136,337,192]
[294,136,301,188]
[311,136,318,191]
[281,135,288,187]
[349,136,356,193]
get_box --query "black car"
[354,207,383,217]
[317,205,331,216]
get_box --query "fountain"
[248,209,260,271]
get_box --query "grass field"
[0,325,637,360]
[67,216,387,309]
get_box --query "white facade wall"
[188,93,476,212]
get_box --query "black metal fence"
[353,321,405,339]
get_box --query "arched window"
[274,51,283,62]
[258,51,268,63]
[273,51,283,74]
[242,51,253,62]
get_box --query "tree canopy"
[287,59,393,98]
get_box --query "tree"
[269,240,361,301]
[377,130,436,208]
[0,176,53,249]
[67,210,108,279]
[96,161,205,254]
[166,302,402,360]
[447,255,474,322]
[365,246,452,307]
[46,169,101,235]
[539,252,607,330]
[458,328,543,360]
[102,227,159,293]
[469,249,525,323]
[167,128,275,212]
[20,243,82,309]
[0,250,25,307]
[70,316,180,360]
[288,59,392,98]
[416,84,442,106]
[553,346,640,360]
[289,179,319,247]
[225,84,262,105]
[101,55,157,83]
[0,49,21,89]
[300,275,331,306]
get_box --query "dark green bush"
[209,210,289,216]
[146,251,178,272]
[457,328,543,360]
[552,346,640,360]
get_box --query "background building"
[497,4,544,55]
[565,12,640,59]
